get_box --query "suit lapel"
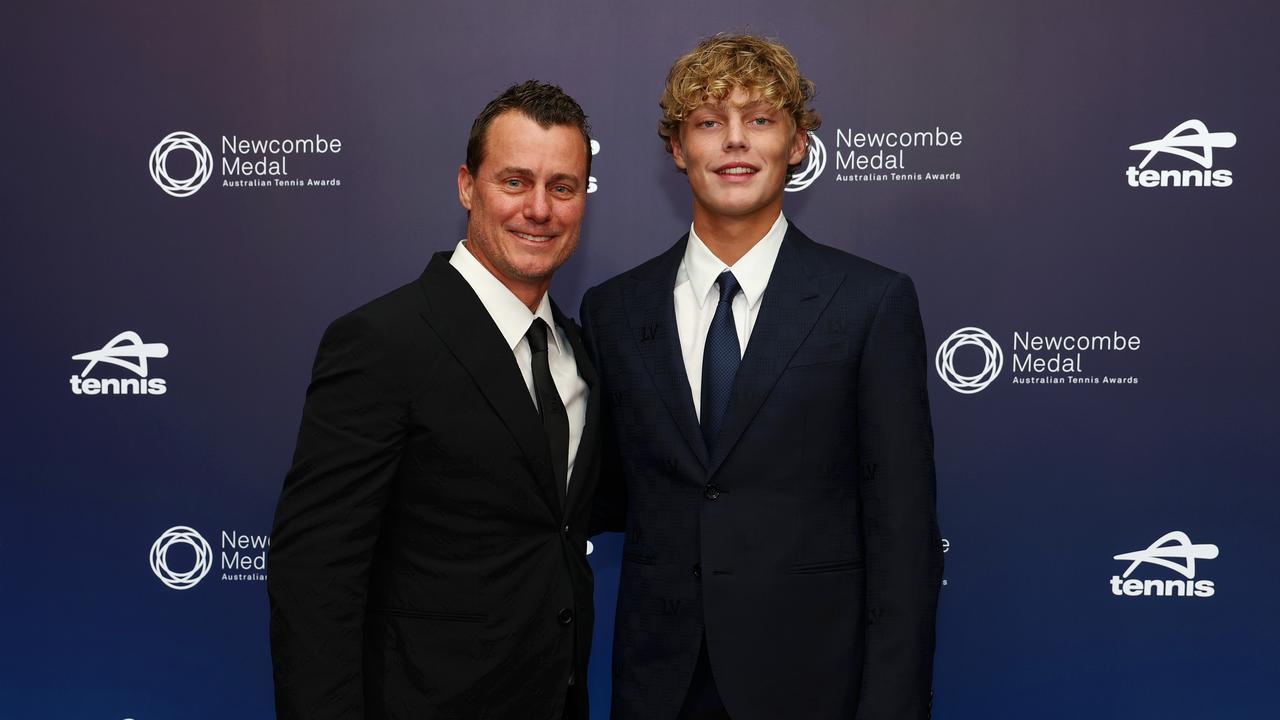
[623,237,709,470]
[553,301,599,521]
[416,253,561,517]
[708,227,846,476]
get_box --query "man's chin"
[507,257,567,284]
[523,243,576,267]
[699,197,776,220]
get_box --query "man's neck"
[514,287,548,314]
[690,204,782,267]
[461,239,549,312]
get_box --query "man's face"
[458,111,588,303]
[671,86,807,224]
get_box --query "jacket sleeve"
[853,273,944,720]
[267,311,408,720]
[580,287,627,536]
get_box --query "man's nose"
[523,188,552,223]
[723,118,748,151]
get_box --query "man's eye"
[505,178,523,188]
[553,184,573,195]
[697,119,718,129]
[751,117,770,126]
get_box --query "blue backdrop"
[5,1,1278,718]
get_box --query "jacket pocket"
[787,559,865,575]
[787,341,850,369]
[377,607,487,623]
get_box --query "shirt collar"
[449,240,563,354]
[683,213,788,310]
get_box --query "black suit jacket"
[269,252,601,720]
[580,226,942,720]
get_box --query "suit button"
[558,608,574,625]
[692,563,701,577]
[563,524,570,534]
[703,483,721,500]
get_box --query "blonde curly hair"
[658,33,821,163]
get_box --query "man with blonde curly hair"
[582,34,941,719]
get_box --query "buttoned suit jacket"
[580,225,943,720]
[269,252,601,720]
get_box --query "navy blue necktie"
[700,271,742,453]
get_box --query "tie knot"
[526,318,550,353]
[715,271,741,305]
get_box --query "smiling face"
[457,110,588,308]
[670,86,808,229]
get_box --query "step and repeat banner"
[5,1,1277,718]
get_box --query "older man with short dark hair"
[269,80,601,720]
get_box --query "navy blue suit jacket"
[580,225,942,720]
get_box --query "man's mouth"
[716,163,758,177]
[510,230,556,243]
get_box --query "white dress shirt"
[449,240,588,489]
[674,213,788,420]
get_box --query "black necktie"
[701,271,742,453]
[527,319,569,492]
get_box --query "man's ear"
[670,132,688,171]
[788,128,809,166]
[457,164,474,210]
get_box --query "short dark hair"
[465,80,593,177]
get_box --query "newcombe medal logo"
[148,525,271,589]
[149,129,346,193]
[150,131,213,197]
[785,132,826,192]
[150,526,213,590]
[935,327,1004,394]
[936,327,1143,391]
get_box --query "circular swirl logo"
[150,525,212,590]
[785,132,826,192]
[149,131,212,198]
[935,327,1003,394]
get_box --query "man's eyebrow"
[494,166,534,177]
[694,98,777,113]
[493,167,581,184]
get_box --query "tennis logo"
[1126,119,1236,188]
[935,327,1003,394]
[150,131,213,197]
[785,132,826,192]
[1110,530,1218,598]
[150,526,213,590]
[588,138,601,194]
[70,330,169,396]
